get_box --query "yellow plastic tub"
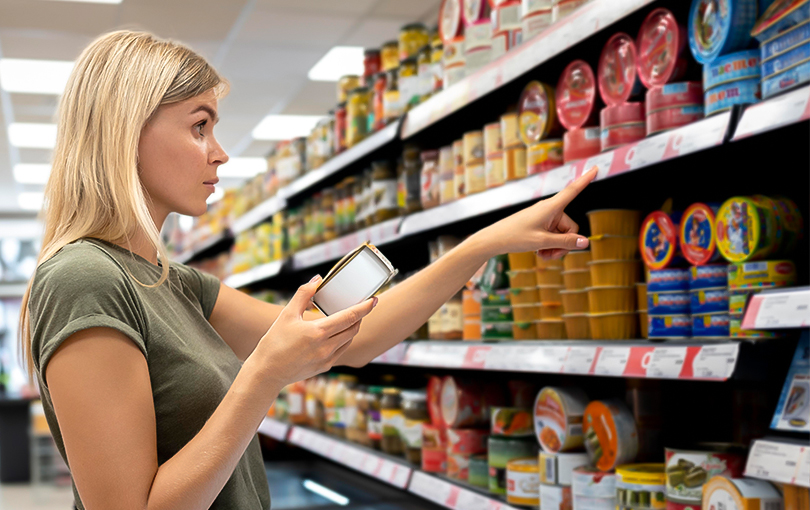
[636,283,647,312]
[509,287,540,305]
[562,269,592,290]
[588,312,638,340]
[587,286,637,313]
[508,270,538,288]
[563,313,591,339]
[535,320,567,339]
[536,253,564,269]
[539,285,563,304]
[513,321,537,340]
[537,267,564,286]
[588,260,641,287]
[638,311,648,339]
[539,303,564,320]
[508,252,536,270]
[589,235,639,261]
[513,304,541,322]
[563,250,591,271]
[586,209,641,236]
[560,289,589,314]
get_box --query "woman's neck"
[119,205,168,266]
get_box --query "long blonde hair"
[18,30,228,384]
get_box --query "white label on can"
[541,484,570,510]
[508,469,541,500]
[544,454,557,484]
[522,0,554,17]
[574,495,617,510]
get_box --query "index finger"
[553,166,598,207]
[319,297,376,335]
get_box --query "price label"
[526,346,568,372]
[258,418,290,441]
[745,440,809,487]
[692,343,739,379]
[377,460,394,482]
[663,112,729,158]
[745,290,810,329]
[563,346,598,374]
[542,163,581,198]
[455,489,494,510]
[408,471,452,505]
[593,347,630,376]
[463,346,492,368]
[583,151,615,181]
[647,347,687,378]
[734,85,810,140]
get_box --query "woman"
[19,31,595,510]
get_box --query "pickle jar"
[371,160,398,223]
[401,390,429,464]
[381,40,399,72]
[372,72,388,131]
[380,388,404,455]
[334,102,347,154]
[399,22,429,61]
[321,188,337,241]
[365,386,384,450]
[337,74,360,103]
[399,57,419,112]
[383,68,402,124]
[346,87,370,148]
[420,149,440,210]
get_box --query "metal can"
[599,33,643,106]
[528,140,564,174]
[637,8,689,88]
[346,87,370,148]
[616,464,666,510]
[463,130,485,166]
[563,127,601,163]
[583,400,639,472]
[519,81,561,145]
[688,0,758,64]
[508,458,541,506]
[534,387,589,453]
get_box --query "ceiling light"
[18,192,44,211]
[42,0,123,3]
[302,480,349,506]
[252,115,323,141]
[206,187,224,204]
[217,157,267,178]
[13,164,51,185]
[0,59,74,95]
[9,123,57,149]
[308,46,364,82]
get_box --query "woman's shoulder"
[33,238,131,293]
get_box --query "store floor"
[0,460,442,509]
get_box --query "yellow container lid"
[616,463,666,484]
[507,457,539,472]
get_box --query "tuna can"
[563,127,601,162]
[583,400,639,472]
[501,112,523,149]
[704,77,761,116]
[703,49,761,89]
[601,123,647,152]
[522,8,554,41]
[557,60,599,130]
[646,105,704,135]
[648,291,691,314]
[689,288,729,314]
[680,203,721,266]
[716,197,778,263]
[507,457,541,506]
[540,451,591,486]
[763,42,809,79]
[491,407,534,437]
[528,139,564,173]
[616,464,667,510]
[688,0,758,64]
[648,268,691,292]
[760,19,810,60]
[534,387,589,453]
[637,9,690,88]
[598,33,644,106]
[648,314,692,338]
[691,313,730,337]
[601,102,646,127]
[520,81,561,145]
[439,0,464,44]
[690,264,729,290]
[752,0,810,43]
[762,56,810,98]
[489,436,539,495]
[646,82,704,111]
[505,146,528,180]
[640,211,683,270]
[469,454,490,487]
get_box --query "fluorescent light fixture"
[302,480,349,506]
[42,0,123,3]
[0,59,74,95]
[18,192,45,211]
[308,46,364,81]
[206,186,224,204]
[217,157,267,178]
[9,123,57,149]
[13,164,51,185]
[252,115,323,141]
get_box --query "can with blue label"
[689,0,759,64]
[648,291,691,314]
[689,264,729,289]
[760,19,810,60]
[649,314,692,338]
[704,77,761,115]
[692,313,731,337]
[648,268,691,292]
[762,57,810,98]
[703,49,761,89]
[752,0,810,44]
[690,287,730,314]
[762,40,810,77]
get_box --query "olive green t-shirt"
[29,238,271,509]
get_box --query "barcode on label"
[546,457,556,483]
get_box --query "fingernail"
[372,297,378,308]
[576,237,588,248]
[310,274,321,284]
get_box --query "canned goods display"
[616,464,667,510]
[534,387,589,453]
[703,50,761,90]
[601,102,645,127]
[665,445,746,510]
[702,476,783,510]
[501,112,523,149]
[649,314,692,338]
[484,122,503,157]
[556,60,598,130]
[469,454,490,487]
[463,130,485,166]
[637,9,689,88]
[759,17,810,60]
[506,146,529,180]
[646,105,704,135]
[489,436,539,495]
[647,291,691,315]
[491,407,534,437]
[563,127,600,163]
[598,33,643,106]
[523,8,554,40]
[704,78,761,116]
[680,203,721,266]
[690,264,729,290]
[507,458,541,506]
[520,81,561,145]
[439,0,464,44]
[761,35,810,78]
[727,260,797,290]
[715,197,778,263]
[688,0,758,64]
[762,57,810,98]
[465,19,494,50]
[690,288,729,314]
[540,451,590,486]
[648,268,691,292]
[441,376,486,427]
[528,140,564,174]
[542,484,575,510]
[573,466,618,501]
[752,0,810,43]
[583,399,639,472]
[463,0,491,26]
[640,211,682,270]
[691,313,731,337]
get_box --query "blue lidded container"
[703,49,761,89]
[649,314,693,338]
[752,0,810,44]
[648,291,691,314]
[648,268,691,292]
[762,41,810,77]
[762,58,810,97]
[692,313,731,337]
[690,287,730,314]
[690,264,730,289]
[760,19,810,60]
[704,77,762,115]
[689,0,759,64]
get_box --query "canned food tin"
[646,82,704,111]
[648,268,690,292]
[552,0,591,22]
[447,427,490,454]
[646,105,704,135]
[728,291,749,315]
[649,314,692,338]
[616,464,667,510]
[705,77,761,115]
[542,484,574,510]
[716,196,778,263]
[557,60,599,130]
[463,0,491,26]
[599,33,644,106]
[507,458,541,506]
[680,203,721,266]
[583,400,639,472]
[463,130,485,166]
[528,140,564,174]
[441,376,489,428]
[534,387,589,453]
[485,156,506,188]
[489,437,539,495]
[540,451,590,486]
[762,56,810,98]
[702,476,783,510]
[492,407,534,436]
[563,127,601,163]
[501,112,523,149]
[648,291,691,314]
[484,122,503,157]
[440,0,464,44]
[690,264,729,290]
[469,454,489,486]
[688,0,758,64]
[690,288,729,314]
[637,8,689,88]
[522,0,554,17]
[727,260,797,290]
[465,19,494,52]
[601,102,646,128]
[772,196,805,254]
[641,211,682,270]
[763,40,810,78]
[572,466,617,498]
[522,8,554,41]
[505,146,528,180]
[691,313,730,337]
[601,123,646,152]
[752,0,810,43]
[422,446,448,472]
[730,317,782,339]
[760,19,810,60]
[703,49,761,89]
[520,81,561,145]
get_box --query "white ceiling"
[0,0,440,216]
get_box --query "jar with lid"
[334,102,347,154]
[420,150,440,210]
[401,390,429,464]
[337,74,361,103]
[371,72,387,131]
[360,169,375,227]
[417,45,433,103]
[332,374,357,439]
[383,68,402,124]
[305,377,322,429]
[399,57,419,112]
[286,208,302,254]
[311,193,324,246]
[346,87,370,148]
[323,112,335,160]
[363,49,381,85]
[381,40,399,72]
[430,35,444,94]
[287,380,307,424]
[345,385,367,444]
[321,188,337,241]
[381,388,404,455]
[399,22,429,61]
[291,137,307,174]
[365,386,384,450]
[371,161,398,223]
[398,144,423,215]
[302,200,314,248]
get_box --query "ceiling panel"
[117,1,248,41]
[0,0,120,36]
[255,0,379,17]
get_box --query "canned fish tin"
[762,56,810,98]
[762,40,810,78]
[439,0,464,44]
[646,105,704,135]
[641,211,682,270]
[704,77,761,116]
[520,81,561,145]
[772,196,805,254]
[646,82,704,111]
[563,127,601,163]
[528,139,564,174]
[760,19,810,60]
[507,458,541,506]
[752,0,810,43]
[601,123,647,152]
[665,445,746,509]
[703,49,761,89]
[649,314,692,338]
[716,197,778,263]
[598,33,643,106]
[615,464,667,510]
[492,407,534,437]
[637,9,689,88]
[688,0,758,64]
[702,476,783,510]
[727,260,797,290]
[691,313,730,337]
[573,466,618,498]
[601,102,646,127]
[648,268,691,292]
[542,484,574,510]
[534,387,589,453]
[485,122,503,158]
[540,451,591,486]
[690,288,730,314]
[463,130,485,166]
[690,264,729,290]
[489,436,539,495]
[680,203,721,266]
[557,60,599,130]
[648,291,691,314]
[583,400,639,472]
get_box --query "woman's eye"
[196,121,206,135]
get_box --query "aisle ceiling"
[0,0,440,217]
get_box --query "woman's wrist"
[463,228,502,264]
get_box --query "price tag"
[408,471,451,505]
[526,346,568,372]
[455,489,494,510]
[542,163,581,198]
[691,343,739,380]
[377,460,394,482]
[797,448,810,487]
[663,113,729,158]
[463,346,492,368]
[745,290,810,329]
[745,440,809,487]
[583,151,615,181]
[734,85,810,140]
[563,346,598,374]
[390,464,412,488]
[593,347,630,376]
[647,347,687,378]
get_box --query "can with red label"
[563,127,600,163]
[640,211,683,270]
[637,8,690,88]
[519,81,561,145]
[664,444,746,510]
[439,0,464,44]
[601,123,646,152]
[646,82,703,112]
[557,60,599,130]
[601,102,645,128]
[598,33,643,106]
[646,105,704,136]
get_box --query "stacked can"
[536,252,566,339]
[645,83,704,136]
[558,60,601,162]
[586,210,643,339]
[491,1,523,61]
[521,0,554,41]
[702,50,761,116]
[539,450,590,510]
[727,260,797,339]
[484,121,506,189]
[501,112,528,181]
[439,0,466,89]
[753,0,810,99]
[438,145,456,206]
[560,250,592,339]
[482,254,514,340]
[463,129,486,195]
[573,467,617,510]
[636,283,648,339]
[507,252,542,339]
[583,400,640,473]
[489,406,537,498]
[615,464,667,510]
[462,0,493,75]
[452,138,466,199]
[598,33,645,151]
[519,81,564,173]
[552,0,592,23]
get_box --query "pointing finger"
[553,166,597,208]
[556,212,579,234]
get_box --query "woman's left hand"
[475,166,597,260]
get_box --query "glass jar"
[322,188,337,241]
[381,388,404,455]
[337,74,361,103]
[345,386,367,444]
[442,291,464,340]
[365,386,384,450]
[398,144,423,215]
[420,149,440,210]
[334,102,347,154]
[381,40,399,72]
[399,22,429,61]
[417,44,432,103]
[383,68,402,124]
[431,35,444,94]
[371,160,398,224]
[311,193,324,246]
[372,72,388,131]
[302,200,314,248]
[346,87,370,148]
[399,57,419,112]
[333,374,357,439]
[363,49,381,85]
[401,390,429,464]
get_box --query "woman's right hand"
[250,275,376,387]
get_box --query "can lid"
[598,33,639,106]
[519,81,557,145]
[439,0,464,44]
[641,211,680,270]
[364,48,381,56]
[637,8,685,88]
[679,202,719,266]
[556,60,597,130]
[616,463,666,483]
[462,0,489,26]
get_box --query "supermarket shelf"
[400,111,731,236]
[742,287,810,330]
[222,259,284,289]
[232,195,286,235]
[173,230,232,264]
[292,217,404,270]
[257,417,290,442]
[287,425,413,489]
[744,438,810,488]
[370,340,741,381]
[408,471,520,510]
[733,85,810,141]
[0,281,28,298]
[400,0,655,139]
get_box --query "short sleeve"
[29,245,148,390]
[172,263,221,320]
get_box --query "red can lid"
[640,211,680,269]
[556,60,597,130]
[636,8,686,88]
[680,203,718,266]
[463,0,491,26]
[598,33,639,106]
[439,0,464,44]
[600,103,645,129]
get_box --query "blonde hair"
[18,30,228,384]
